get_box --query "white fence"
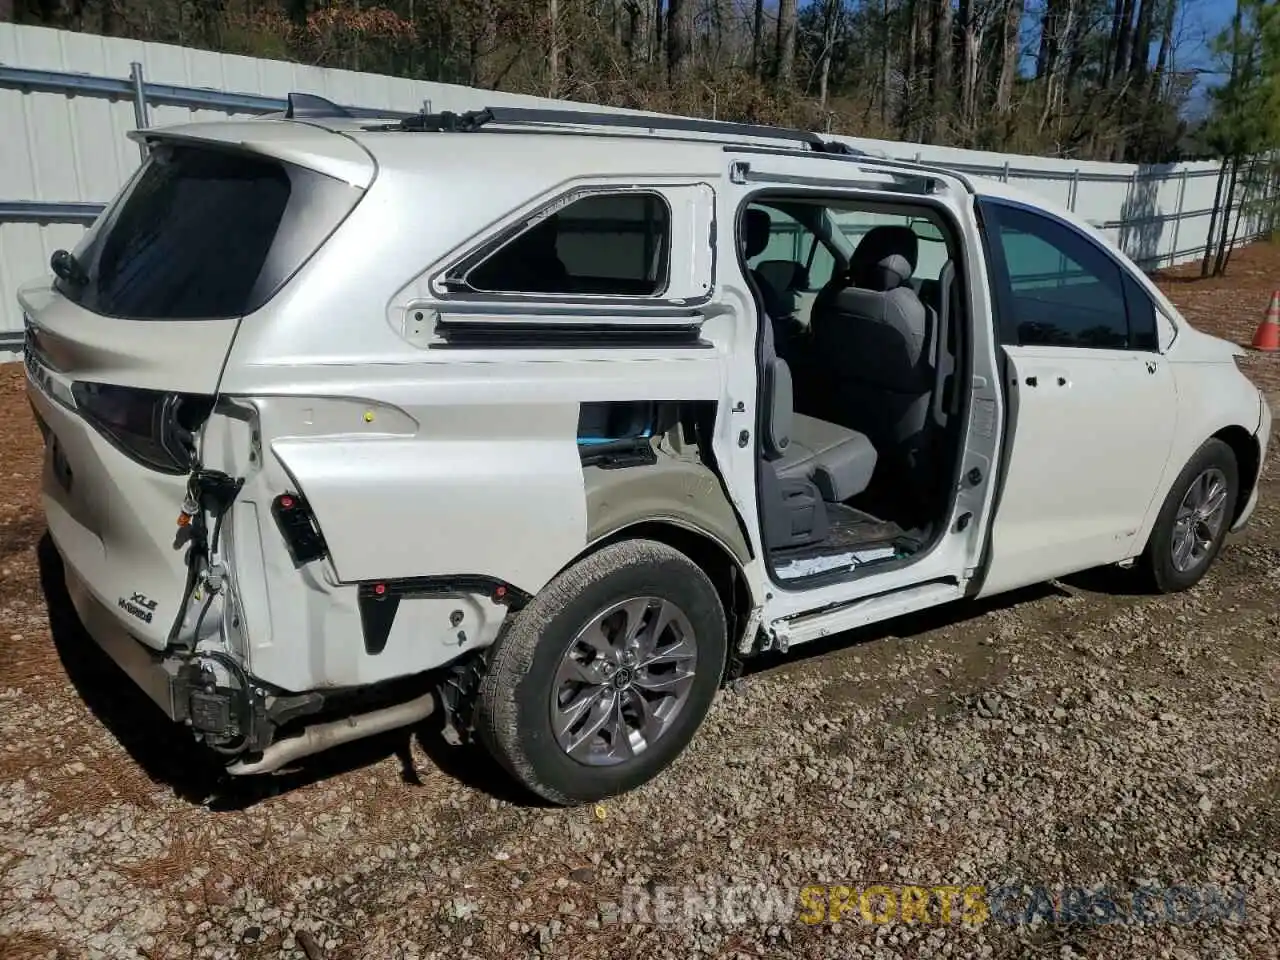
[0,20,1271,353]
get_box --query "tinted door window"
[1123,272,1160,350]
[986,203,1153,350]
[464,192,670,297]
[56,143,362,320]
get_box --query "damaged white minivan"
[21,97,1271,805]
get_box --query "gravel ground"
[2,244,1280,960]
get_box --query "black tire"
[1138,438,1239,594]
[475,539,728,805]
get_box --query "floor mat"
[773,505,909,580]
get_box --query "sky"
[1174,0,1237,114]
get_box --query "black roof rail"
[386,103,866,155]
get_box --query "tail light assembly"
[71,381,213,475]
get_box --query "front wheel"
[475,539,727,805]
[1138,438,1239,593]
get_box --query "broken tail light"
[71,381,213,475]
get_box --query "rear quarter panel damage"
[582,434,752,567]
[271,401,587,588]
[201,392,585,691]
[205,361,738,692]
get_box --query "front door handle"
[1022,370,1071,388]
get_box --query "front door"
[978,198,1177,596]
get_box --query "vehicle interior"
[742,194,968,583]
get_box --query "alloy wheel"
[550,596,698,766]
[1170,467,1230,573]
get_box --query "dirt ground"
[1,243,1279,960]
[1152,242,1280,397]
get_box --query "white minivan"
[20,99,1271,805]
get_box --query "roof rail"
[383,104,863,155]
[849,151,980,193]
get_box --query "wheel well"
[1214,425,1261,524]
[589,521,753,664]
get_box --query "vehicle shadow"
[36,531,228,806]
[1057,565,1150,597]
[36,526,1144,809]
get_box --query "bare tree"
[667,0,694,79]
[816,0,840,108]
[775,0,797,86]
[752,0,765,75]
[954,0,988,140]
[549,0,561,96]
[995,0,1024,114]
[929,0,954,140]
[2,0,1222,166]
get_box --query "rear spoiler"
[127,124,376,188]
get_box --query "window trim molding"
[429,184,687,306]
[977,195,1165,354]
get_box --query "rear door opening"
[22,132,370,651]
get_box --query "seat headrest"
[860,252,914,291]
[849,225,918,290]
[744,209,771,259]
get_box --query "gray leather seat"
[753,257,878,548]
[743,209,789,322]
[744,208,807,360]
[810,226,935,471]
[778,413,878,503]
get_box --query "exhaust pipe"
[225,692,435,776]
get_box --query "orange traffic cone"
[1253,291,1280,352]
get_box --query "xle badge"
[118,592,158,624]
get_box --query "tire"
[1138,438,1239,594]
[475,539,728,805]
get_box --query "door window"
[984,202,1156,350]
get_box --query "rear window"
[56,143,363,320]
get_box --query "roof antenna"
[285,92,353,120]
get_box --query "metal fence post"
[129,61,150,162]
[1002,161,1010,183]
[1264,150,1274,241]
[1068,169,1079,211]
[1170,168,1188,267]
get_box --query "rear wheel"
[1138,438,1239,593]
[476,539,727,805]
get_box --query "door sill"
[769,579,962,649]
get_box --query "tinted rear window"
[57,143,362,320]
